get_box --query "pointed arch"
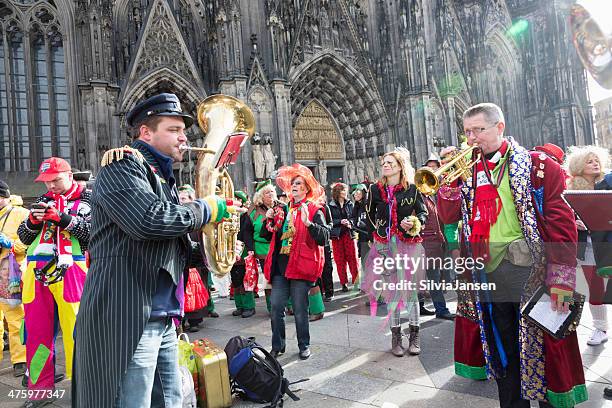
[119,67,206,119]
[289,52,388,159]
[119,0,205,107]
[293,99,345,162]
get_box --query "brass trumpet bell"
[415,146,481,196]
[194,94,255,276]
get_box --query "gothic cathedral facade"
[0,0,594,194]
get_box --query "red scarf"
[469,140,509,262]
[35,182,82,267]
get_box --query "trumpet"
[415,145,481,196]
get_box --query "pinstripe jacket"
[72,141,208,407]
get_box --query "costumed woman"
[329,182,359,292]
[566,146,609,346]
[179,184,218,333]
[362,148,428,357]
[260,164,330,359]
[230,191,257,318]
[245,181,277,314]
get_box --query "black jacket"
[366,182,428,240]
[592,173,612,277]
[328,199,355,239]
[73,142,207,407]
[352,198,372,243]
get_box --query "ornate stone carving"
[249,88,271,112]
[293,101,343,161]
[134,0,195,80]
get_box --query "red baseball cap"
[534,143,565,165]
[35,157,72,182]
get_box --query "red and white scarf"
[469,140,509,262]
[34,182,82,267]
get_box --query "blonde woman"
[566,145,610,346]
[363,148,427,356]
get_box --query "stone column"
[271,79,293,165]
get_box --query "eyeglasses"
[464,122,499,137]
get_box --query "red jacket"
[421,196,446,259]
[263,201,328,282]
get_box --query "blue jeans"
[427,268,450,316]
[270,274,311,352]
[115,317,181,408]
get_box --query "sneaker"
[299,348,311,360]
[587,329,608,346]
[208,311,219,318]
[341,284,349,292]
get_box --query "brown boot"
[407,325,421,355]
[390,326,405,357]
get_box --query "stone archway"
[293,100,344,185]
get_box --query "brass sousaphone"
[570,3,612,89]
[182,95,255,276]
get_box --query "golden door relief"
[293,101,343,161]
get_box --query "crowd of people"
[0,94,610,407]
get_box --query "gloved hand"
[42,206,62,224]
[0,233,13,249]
[200,196,245,223]
[550,285,573,313]
[42,206,72,227]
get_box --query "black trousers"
[319,244,334,297]
[485,261,552,408]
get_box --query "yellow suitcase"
[192,338,232,408]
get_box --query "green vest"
[250,208,271,257]
[485,155,524,272]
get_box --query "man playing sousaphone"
[73,93,244,407]
[437,103,586,407]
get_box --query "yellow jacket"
[0,200,30,265]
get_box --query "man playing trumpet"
[437,103,586,407]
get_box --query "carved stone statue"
[318,161,327,185]
[355,160,365,183]
[366,157,377,181]
[252,143,265,179]
[262,138,276,178]
[346,160,356,184]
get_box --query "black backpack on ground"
[224,336,307,407]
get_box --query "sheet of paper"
[527,293,571,333]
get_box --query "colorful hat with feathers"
[275,163,324,203]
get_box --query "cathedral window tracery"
[0,0,68,171]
